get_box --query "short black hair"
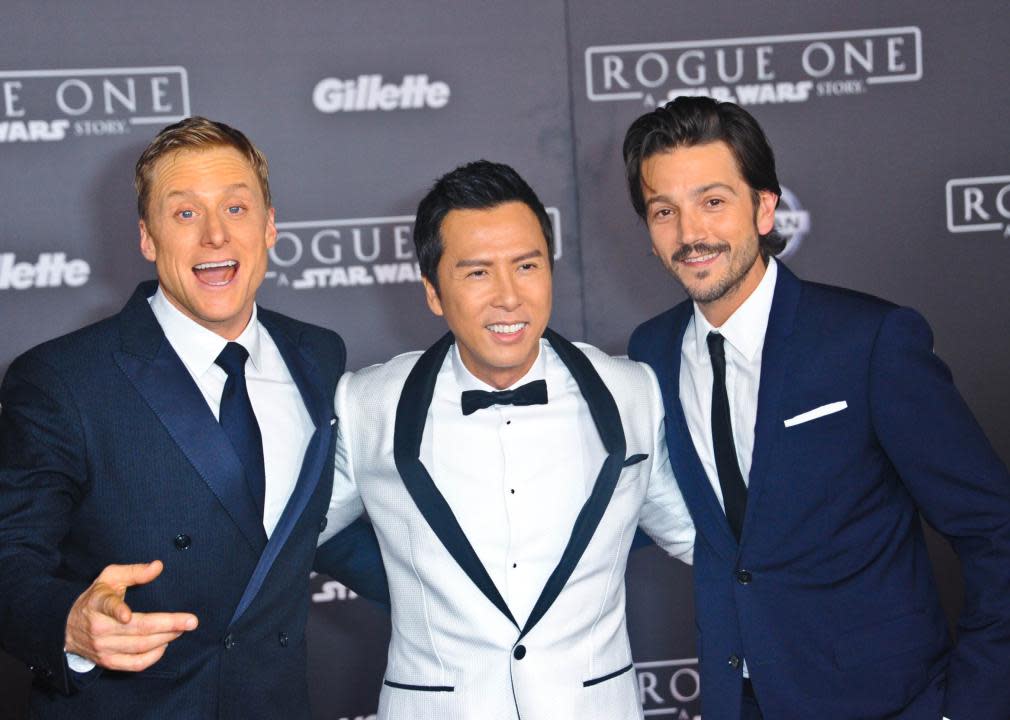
[623,96,785,257]
[413,160,554,292]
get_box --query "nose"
[201,212,228,248]
[679,208,706,245]
[491,271,521,311]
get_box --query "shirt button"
[512,563,517,568]
[513,645,526,660]
[278,632,289,647]
[223,634,235,650]
[728,654,741,669]
[174,534,192,550]
[735,569,752,585]
[318,517,328,532]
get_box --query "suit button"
[728,655,741,669]
[318,517,328,532]
[735,569,752,584]
[513,645,526,660]
[278,632,289,647]
[174,534,192,550]
[223,634,235,650]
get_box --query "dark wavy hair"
[623,96,785,257]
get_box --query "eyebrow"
[644,182,738,207]
[164,183,253,200]
[454,249,544,268]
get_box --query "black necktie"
[215,342,266,519]
[460,379,548,416]
[707,332,748,541]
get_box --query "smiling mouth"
[680,251,720,265]
[193,260,238,286]
[487,322,528,336]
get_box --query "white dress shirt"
[66,287,313,674]
[679,257,778,678]
[422,340,604,627]
[149,287,314,538]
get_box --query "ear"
[755,190,778,236]
[422,276,444,317]
[139,220,157,262]
[264,207,277,249]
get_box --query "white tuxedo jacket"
[322,330,693,720]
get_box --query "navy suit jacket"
[629,264,1010,720]
[0,282,384,720]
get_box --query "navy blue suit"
[0,281,384,719]
[629,264,1010,719]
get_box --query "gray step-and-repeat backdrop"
[2,2,1007,718]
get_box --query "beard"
[669,235,763,305]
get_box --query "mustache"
[670,242,731,263]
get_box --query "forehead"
[439,202,546,257]
[642,141,745,191]
[149,145,257,195]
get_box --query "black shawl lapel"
[393,332,519,628]
[517,328,626,640]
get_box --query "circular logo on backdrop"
[774,185,810,260]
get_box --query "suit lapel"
[517,329,626,640]
[229,312,334,625]
[741,263,801,541]
[649,303,740,558]
[394,332,519,628]
[114,282,267,553]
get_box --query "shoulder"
[570,341,658,395]
[629,300,691,356]
[796,278,908,338]
[8,313,121,380]
[258,308,345,370]
[340,350,425,399]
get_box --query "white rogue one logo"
[946,175,1010,237]
[313,74,450,113]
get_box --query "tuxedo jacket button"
[278,632,289,647]
[318,517,328,532]
[735,569,752,584]
[728,654,741,669]
[223,634,235,650]
[513,645,526,660]
[174,533,192,550]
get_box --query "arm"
[635,365,695,564]
[0,355,195,692]
[869,307,1010,720]
[313,372,388,606]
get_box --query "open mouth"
[486,321,528,337]
[193,260,238,286]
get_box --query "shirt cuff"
[65,651,96,674]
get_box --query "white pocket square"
[783,401,847,428]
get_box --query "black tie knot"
[460,379,548,416]
[216,342,250,377]
[706,332,726,364]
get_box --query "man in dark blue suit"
[0,117,382,719]
[623,97,1010,719]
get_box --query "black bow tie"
[460,379,548,416]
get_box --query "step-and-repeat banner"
[2,2,1007,718]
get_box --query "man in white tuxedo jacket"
[316,160,694,720]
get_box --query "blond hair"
[134,116,271,220]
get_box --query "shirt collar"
[450,338,547,392]
[691,257,778,363]
[148,285,263,377]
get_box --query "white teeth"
[487,322,527,334]
[683,252,718,264]
[194,260,237,270]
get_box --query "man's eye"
[705,198,724,207]
[519,262,538,271]
[653,208,673,219]
[467,269,487,278]
[226,205,244,215]
[178,209,195,220]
